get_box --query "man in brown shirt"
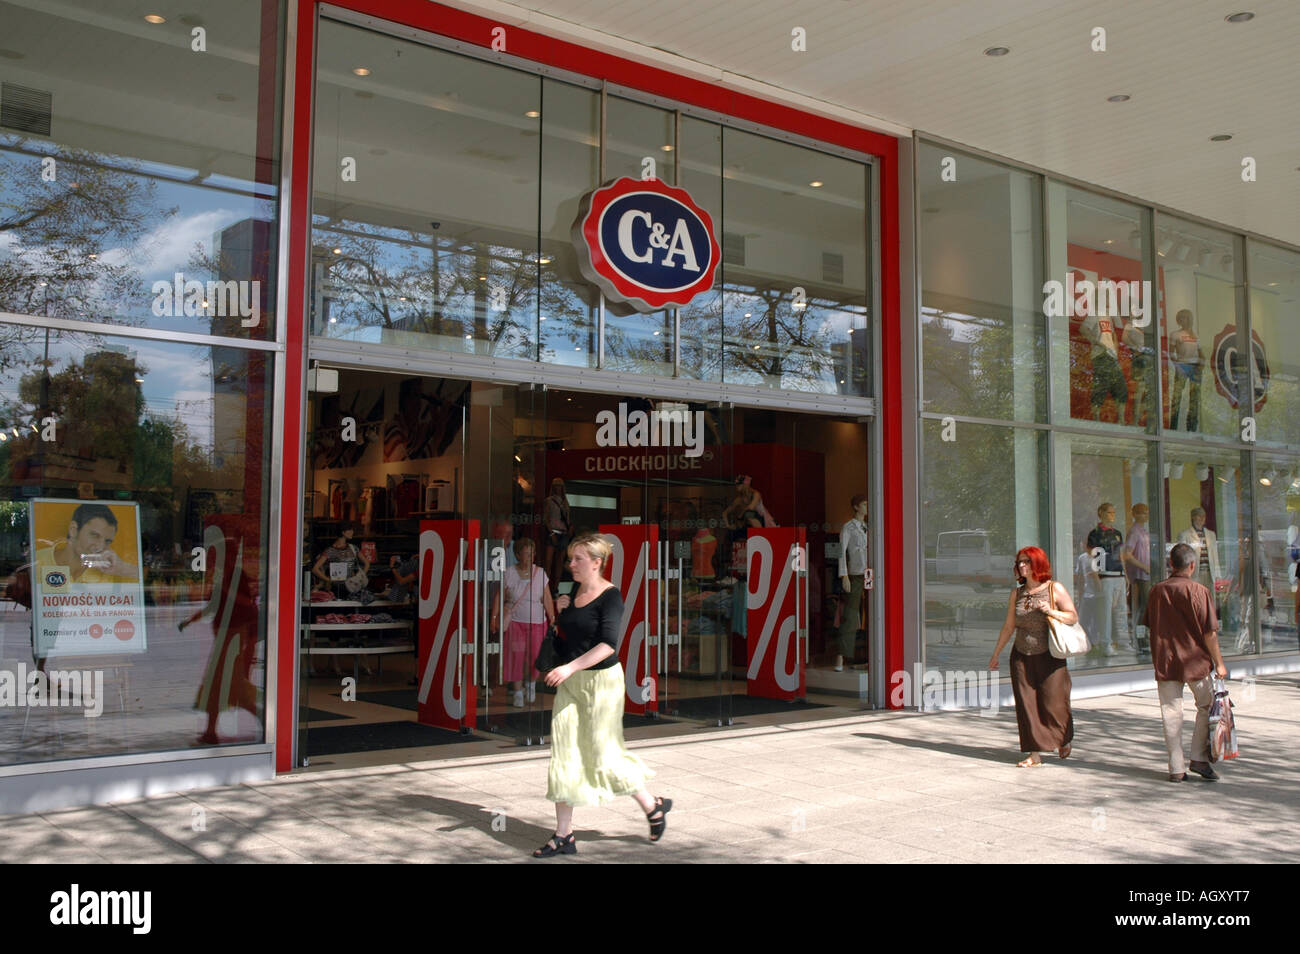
[1141,543,1228,782]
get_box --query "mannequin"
[1080,310,1127,422]
[835,494,870,672]
[1169,309,1201,431]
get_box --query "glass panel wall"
[312,24,539,359]
[1161,446,1253,656]
[721,128,870,395]
[600,97,676,376]
[1158,218,1246,438]
[0,328,274,765]
[922,139,1298,673]
[0,0,281,341]
[918,144,1045,422]
[1248,242,1300,448]
[309,19,875,394]
[921,420,1049,675]
[1054,435,1156,670]
[1046,184,1154,431]
[1254,453,1300,653]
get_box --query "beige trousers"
[1156,675,1214,775]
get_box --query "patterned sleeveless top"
[1014,583,1053,655]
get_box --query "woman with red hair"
[989,546,1078,767]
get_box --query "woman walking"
[491,537,555,707]
[988,546,1077,767]
[533,533,671,857]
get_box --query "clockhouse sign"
[571,176,721,312]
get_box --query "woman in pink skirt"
[493,538,556,707]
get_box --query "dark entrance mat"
[300,707,353,723]
[662,693,829,721]
[348,688,419,711]
[474,709,663,736]
[302,720,469,755]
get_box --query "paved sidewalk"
[3,674,1296,864]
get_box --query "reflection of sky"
[0,331,216,451]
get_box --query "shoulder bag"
[1047,582,1090,658]
[534,622,560,674]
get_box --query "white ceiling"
[461,0,1300,248]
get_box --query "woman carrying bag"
[988,546,1078,767]
[532,533,671,858]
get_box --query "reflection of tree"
[719,284,852,390]
[921,305,1036,414]
[0,140,176,333]
[922,425,1020,559]
[310,219,541,359]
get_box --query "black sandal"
[646,796,672,842]
[532,833,576,858]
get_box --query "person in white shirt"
[491,538,556,707]
[836,494,870,672]
[1080,311,1129,422]
[1178,507,1222,616]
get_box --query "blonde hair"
[567,532,612,569]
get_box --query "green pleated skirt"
[547,663,653,807]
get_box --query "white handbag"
[1046,583,1090,659]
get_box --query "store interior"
[297,367,874,766]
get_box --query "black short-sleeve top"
[555,587,624,670]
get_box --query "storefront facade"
[0,0,1294,810]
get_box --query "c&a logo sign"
[571,177,720,312]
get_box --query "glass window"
[1248,242,1300,448]
[1254,453,1300,652]
[538,79,598,368]
[921,421,1049,673]
[600,96,676,376]
[1046,184,1154,431]
[0,0,282,341]
[918,146,1045,422]
[677,117,724,383]
[0,326,273,765]
[1161,446,1253,656]
[1054,435,1156,671]
[1157,217,1246,440]
[311,22,539,359]
[721,128,870,395]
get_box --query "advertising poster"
[746,527,807,701]
[597,524,660,715]
[29,499,147,656]
[417,519,478,731]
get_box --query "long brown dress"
[1010,583,1074,753]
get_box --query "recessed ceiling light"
[465,334,473,339]
[984,46,1010,56]
[1107,94,1130,103]
[1104,239,1114,245]
[1225,12,1255,23]
[538,257,551,265]
[1268,282,1278,286]
[1260,476,1271,486]
[652,330,660,336]
[399,296,406,300]
[332,248,342,255]
[744,313,752,318]
[353,67,371,76]
[478,275,487,281]
[524,110,540,118]
[1210,133,1232,141]
[809,180,824,188]
[661,144,674,152]
[144,14,166,24]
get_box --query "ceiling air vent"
[722,231,745,266]
[822,251,844,284]
[1,82,52,136]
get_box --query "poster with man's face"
[29,499,148,656]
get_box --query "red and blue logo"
[571,177,720,313]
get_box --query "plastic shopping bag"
[1208,677,1238,762]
